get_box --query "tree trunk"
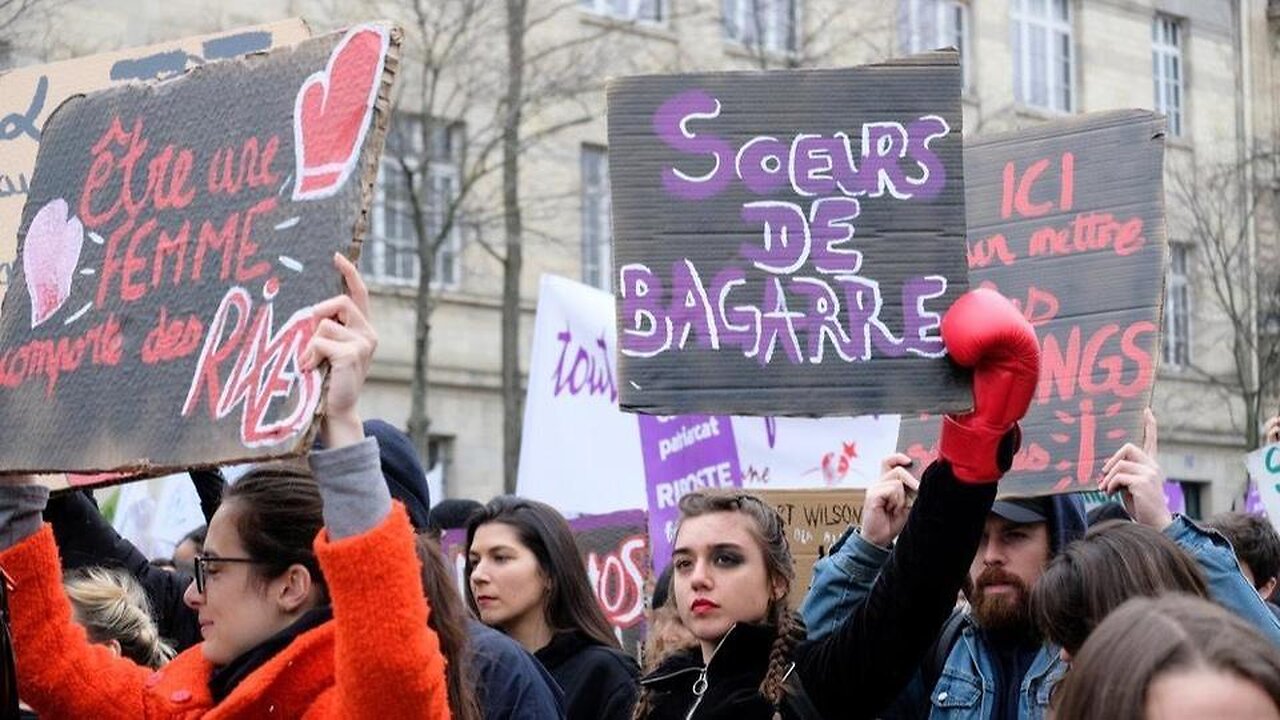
[501,0,527,494]
[407,169,436,467]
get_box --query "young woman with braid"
[631,289,1043,720]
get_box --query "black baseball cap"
[991,497,1052,524]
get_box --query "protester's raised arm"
[301,254,449,719]
[1104,411,1280,645]
[1265,414,1280,446]
[800,454,915,640]
[0,476,151,717]
[797,289,1039,718]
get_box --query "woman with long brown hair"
[466,496,639,720]
[1053,594,1280,719]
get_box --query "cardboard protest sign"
[0,20,311,302]
[898,111,1167,497]
[1246,444,1280,524]
[754,488,865,607]
[516,274,899,573]
[606,52,971,418]
[440,509,650,658]
[0,24,400,475]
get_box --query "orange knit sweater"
[0,503,450,719]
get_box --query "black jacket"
[640,623,823,720]
[469,620,566,720]
[535,629,640,720]
[637,460,996,720]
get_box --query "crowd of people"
[3,264,1280,719]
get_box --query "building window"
[1152,14,1185,137]
[898,0,971,88]
[579,0,663,22]
[723,0,799,55]
[1011,0,1074,112]
[581,145,612,292]
[1165,243,1191,367]
[362,115,464,288]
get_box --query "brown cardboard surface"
[754,487,865,607]
[898,110,1167,497]
[606,52,972,418]
[0,24,401,477]
[0,20,311,304]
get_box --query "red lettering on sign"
[585,535,648,629]
[0,314,123,396]
[1000,152,1075,220]
[207,135,282,196]
[968,234,1017,269]
[182,286,321,447]
[142,306,204,365]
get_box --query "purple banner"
[640,414,741,573]
[1244,479,1267,517]
[1163,480,1186,516]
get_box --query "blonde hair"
[65,567,175,669]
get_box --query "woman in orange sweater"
[0,254,450,719]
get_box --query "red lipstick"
[691,598,720,615]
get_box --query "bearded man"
[799,452,1086,720]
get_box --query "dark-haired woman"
[1053,595,1280,719]
[632,289,1040,719]
[0,255,449,718]
[466,495,640,720]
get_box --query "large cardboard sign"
[0,20,311,301]
[0,25,400,474]
[898,111,1166,497]
[606,53,971,417]
[516,275,899,572]
[440,509,650,658]
[754,488,865,607]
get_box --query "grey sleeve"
[0,484,51,551]
[309,437,392,540]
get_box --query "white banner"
[517,275,899,516]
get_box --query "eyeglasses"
[193,555,265,595]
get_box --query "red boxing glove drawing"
[292,25,389,201]
[24,198,84,328]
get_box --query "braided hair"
[633,490,801,719]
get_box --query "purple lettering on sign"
[620,269,949,365]
[653,90,950,203]
[653,90,732,201]
[552,325,618,402]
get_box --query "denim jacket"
[800,516,1280,719]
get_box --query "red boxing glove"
[939,288,1040,483]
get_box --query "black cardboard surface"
[898,110,1167,497]
[0,25,400,474]
[607,52,972,417]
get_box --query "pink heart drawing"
[292,26,389,201]
[24,198,84,328]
